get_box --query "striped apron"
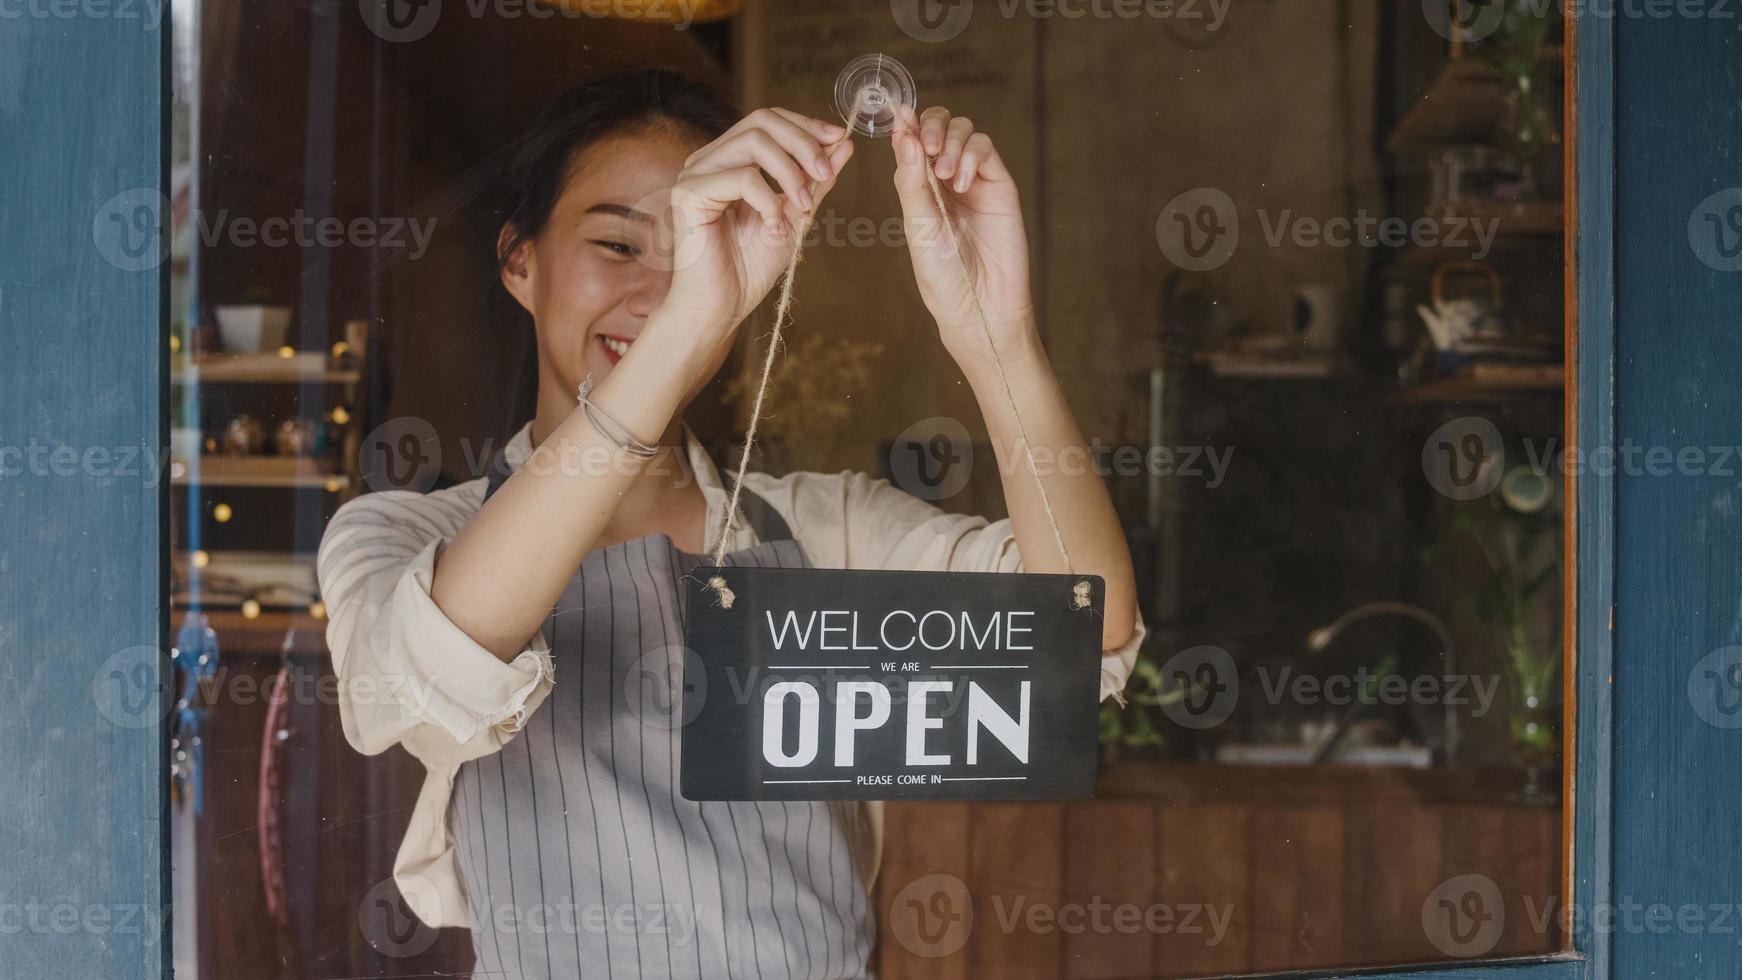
[449,458,875,979]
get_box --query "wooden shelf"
[1388,59,1511,153]
[172,352,359,385]
[1095,759,1555,807]
[1392,365,1564,404]
[1195,349,1342,379]
[172,607,330,657]
[1391,201,1564,277]
[173,455,349,490]
[1387,48,1564,155]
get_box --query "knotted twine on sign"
[705,107,1093,617]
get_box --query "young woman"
[318,69,1143,980]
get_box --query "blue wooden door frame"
[0,3,169,980]
[2,7,1736,980]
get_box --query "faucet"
[1306,601,1460,764]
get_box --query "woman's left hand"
[891,105,1038,364]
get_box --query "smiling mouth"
[598,334,633,363]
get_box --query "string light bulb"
[241,597,261,620]
[212,502,233,523]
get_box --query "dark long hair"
[493,69,738,434]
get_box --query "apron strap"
[481,445,794,546]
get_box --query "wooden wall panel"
[970,803,1065,977]
[1245,807,1347,973]
[1156,803,1250,978]
[875,801,974,979]
[1061,803,1156,979]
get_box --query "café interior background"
[166,0,1568,976]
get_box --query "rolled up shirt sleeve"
[317,489,554,767]
[752,469,1146,703]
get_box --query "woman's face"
[500,123,722,408]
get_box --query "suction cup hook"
[834,53,917,138]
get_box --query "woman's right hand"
[654,108,856,340]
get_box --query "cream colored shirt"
[316,423,1143,927]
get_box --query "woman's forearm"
[958,327,1139,651]
[430,310,718,662]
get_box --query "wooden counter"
[874,762,1561,978]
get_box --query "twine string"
[707,104,1090,613]
[705,109,861,609]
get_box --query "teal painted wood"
[1572,14,1617,980]
[1239,956,1584,979]
[1611,13,1742,980]
[0,9,168,980]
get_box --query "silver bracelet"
[576,374,660,460]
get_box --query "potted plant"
[214,285,293,354]
[1434,464,1562,799]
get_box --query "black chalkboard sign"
[680,566,1105,801]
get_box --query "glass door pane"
[168,0,1572,975]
